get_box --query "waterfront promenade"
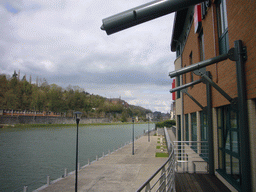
[39,132,167,192]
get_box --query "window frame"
[216,0,229,54]
[217,105,241,190]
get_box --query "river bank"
[0,121,155,129]
[0,115,110,126]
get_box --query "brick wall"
[182,0,256,114]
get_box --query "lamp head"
[74,111,82,123]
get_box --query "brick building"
[170,0,256,191]
[101,0,255,191]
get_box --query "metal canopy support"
[170,79,202,93]
[234,40,251,192]
[101,0,206,35]
[181,89,204,110]
[200,73,233,103]
[169,50,234,104]
[169,52,230,78]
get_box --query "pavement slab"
[39,134,167,192]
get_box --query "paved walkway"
[39,133,167,192]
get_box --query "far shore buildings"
[170,0,255,191]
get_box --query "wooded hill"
[0,72,152,121]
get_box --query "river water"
[0,123,153,191]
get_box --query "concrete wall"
[0,116,110,125]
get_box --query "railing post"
[145,183,150,192]
[47,176,50,186]
[23,186,28,192]
[64,168,68,177]
[160,167,166,192]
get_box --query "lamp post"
[148,117,150,142]
[132,117,134,155]
[74,111,82,192]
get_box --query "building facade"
[170,0,256,191]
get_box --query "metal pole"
[169,53,229,78]
[148,117,150,142]
[170,79,202,93]
[201,73,233,103]
[101,0,206,35]
[181,90,204,110]
[235,40,251,191]
[75,119,79,192]
[132,118,134,155]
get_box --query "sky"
[0,0,176,113]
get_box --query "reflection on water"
[0,124,152,191]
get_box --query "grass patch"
[156,146,167,149]
[155,152,169,158]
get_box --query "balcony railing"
[173,141,209,173]
[136,149,176,192]
[136,128,209,192]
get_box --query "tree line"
[0,71,151,121]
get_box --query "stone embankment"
[0,116,110,125]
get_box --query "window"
[177,75,181,99]
[191,112,197,152]
[217,0,229,54]
[199,30,205,61]
[189,52,194,87]
[176,45,181,57]
[184,65,187,84]
[200,111,208,160]
[217,105,241,189]
[177,115,182,160]
[185,114,189,141]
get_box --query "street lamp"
[74,111,82,192]
[148,117,150,142]
[132,117,134,155]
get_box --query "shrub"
[155,120,176,128]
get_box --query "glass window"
[200,111,208,160]
[199,31,205,61]
[185,114,189,141]
[189,52,194,88]
[177,75,181,99]
[217,105,241,188]
[191,112,197,152]
[217,0,229,54]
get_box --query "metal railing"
[137,128,176,192]
[136,150,176,192]
[173,141,209,173]
[136,128,209,192]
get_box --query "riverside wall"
[0,116,110,125]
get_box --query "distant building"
[152,111,161,122]
[170,102,175,120]
[146,113,153,121]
